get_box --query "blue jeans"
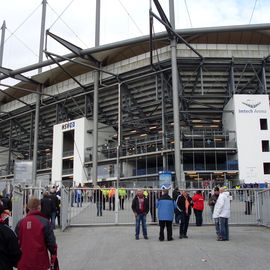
[219,217,229,240]
[77,196,82,207]
[96,201,102,216]
[135,214,147,238]
[214,218,220,236]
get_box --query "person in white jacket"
[212,187,230,241]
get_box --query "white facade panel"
[52,117,115,185]
[73,118,87,184]
[52,124,63,184]
[225,94,270,184]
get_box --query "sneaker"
[217,237,225,241]
[168,238,174,241]
[159,238,164,241]
[144,236,148,240]
[135,236,139,240]
[179,235,183,239]
[183,235,188,238]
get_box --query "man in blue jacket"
[157,188,176,241]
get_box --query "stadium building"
[1,2,270,188]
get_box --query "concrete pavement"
[55,225,270,270]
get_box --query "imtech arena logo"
[238,99,266,114]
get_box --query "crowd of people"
[40,187,61,229]
[0,196,58,270]
[131,186,231,242]
[71,184,128,216]
[0,181,265,269]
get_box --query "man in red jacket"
[15,197,57,270]
[192,190,205,226]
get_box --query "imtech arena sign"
[238,100,267,114]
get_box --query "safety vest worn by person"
[101,189,109,198]
[143,190,148,198]
[109,188,116,198]
[118,188,127,198]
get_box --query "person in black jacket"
[94,186,104,216]
[50,188,59,229]
[176,190,193,239]
[1,193,12,225]
[131,189,149,240]
[41,191,53,220]
[148,187,157,222]
[0,204,22,270]
[172,187,181,224]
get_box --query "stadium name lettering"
[238,109,267,114]
[62,121,75,130]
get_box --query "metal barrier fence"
[257,189,270,227]
[12,186,24,230]
[61,186,70,231]
[11,186,44,229]
[62,188,262,227]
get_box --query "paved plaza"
[55,225,270,270]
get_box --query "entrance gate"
[257,189,270,227]
[61,188,264,228]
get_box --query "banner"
[159,171,172,189]
[14,160,33,185]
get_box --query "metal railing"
[257,189,270,227]
[85,131,237,162]
[11,186,24,230]
[61,188,263,227]
[11,186,45,229]
[61,186,70,231]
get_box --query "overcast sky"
[0,0,269,84]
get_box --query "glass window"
[194,153,205,171]
[216,153,227,170]
[260,119,268,130]
[262,140,270,152]
[206,153,216,170]
[183,153,194,171]
[263,163,270,174]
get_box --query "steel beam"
[150,11,203,59]
[7,120,12,174]
[2,23,270,81]
[45,52,87,90]
[92,70,99,185]
[29,112,34,159]
[44,50,117,78]
[117,83,122,189]
[261,62,267,94]
[161,73,167,170]
[32,85,42,187]
[0,67,39,84]
[229,63,235,96]
[46,30,98,64]
[0,82,55,98]
[0,21,6,69]
[0,88,31,107]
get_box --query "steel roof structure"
[0,22,270,182]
